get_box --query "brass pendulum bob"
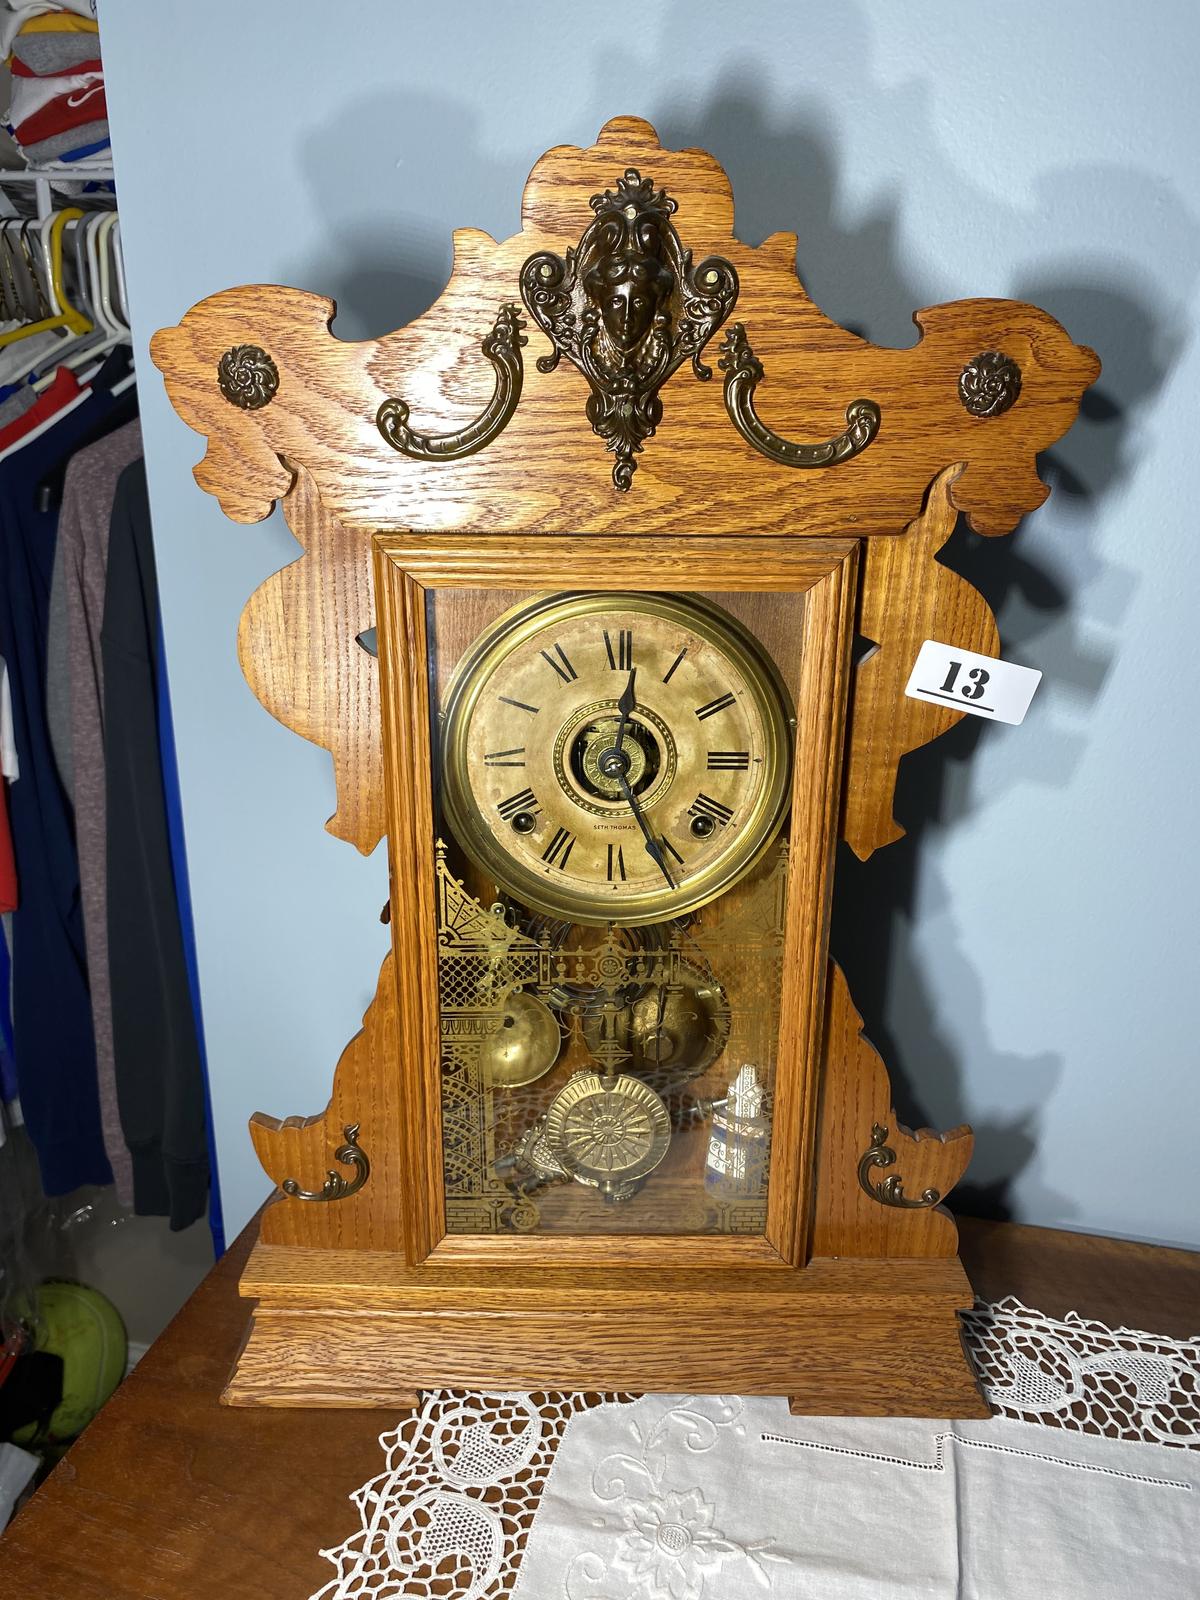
[478,989,563,1088]
[581,961,730,1084]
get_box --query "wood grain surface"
[843,465,1001,859]
[148,117,1096,869]
[229,1230,983,1414]
[239,463,386,852]
[2,1214,1193,1600]
[811,964,973,1258]
[227,1301,984,1415]
[248,953,404,1253]
[150,117,1097,542]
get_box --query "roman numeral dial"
[443,592,794,927]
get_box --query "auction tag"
[904,640,1041,726]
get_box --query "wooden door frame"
[373,532,859,1269]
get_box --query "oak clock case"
[428,584,802,1237]
[150,115,1098,1414]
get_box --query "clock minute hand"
[612,769,677,891]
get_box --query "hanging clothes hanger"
[0,209,91,351]
[0,223,26,329]
[0,232,21,330]
[21,211,111,388]
[111,219,131,330]
[0,222,72,389]
[49,213,116,378]
[95,216,137,396]
[14,222,53,323]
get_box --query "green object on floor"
[11,1280,127,1446]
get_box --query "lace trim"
[311,1296,1200,1599]
[312,1390,630,1600]
[961,1295,1200,1449]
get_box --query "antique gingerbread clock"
[152,119,1097,1415]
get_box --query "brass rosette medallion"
[958,350,1022,417]
[216,343,279,410]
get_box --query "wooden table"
[2,1216,1196,1599]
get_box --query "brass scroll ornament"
[376,302,526,460]
[857,1123,940,1209]
[281,1123,370,1201]
[719,323,880,468]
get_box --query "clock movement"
[151,118,1098,1414]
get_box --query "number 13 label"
[903,639,1042,726]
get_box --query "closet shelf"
[0,165,116,221]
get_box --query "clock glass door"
[424,583,809,1239]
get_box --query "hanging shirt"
[0,368,133,1195]
[0,368,82,453]
[0,660,18,780]
[0,661,16,918]
[103,459,209,1229]
[49,419,142,1207]
[0,925,17,1127]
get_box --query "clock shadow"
[646,69,1180,1229]
[284,36,1185,1234]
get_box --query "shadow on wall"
[651,46,1193,1223]
[275,1,1195,1226]
[285,94,535,342]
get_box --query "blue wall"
[101,0,1200,1247]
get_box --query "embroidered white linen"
[513,1398,1196,1600]
[311,1298,1199,1600]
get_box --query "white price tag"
[903,640,1041,726]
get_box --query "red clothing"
[0,368,83,452]
[13,80,106,146]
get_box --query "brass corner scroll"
[377,302,527,461]
[719,322,880,468]
[281,1123,370,1202]
[858,1124,942,1208]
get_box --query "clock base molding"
[223,1240,988,1417]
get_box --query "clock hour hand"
[613,668,637,757]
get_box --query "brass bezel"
[438,590,796,925]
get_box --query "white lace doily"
[311,1297,1199,1600]
[962,1295,1200,1448]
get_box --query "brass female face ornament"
[520,168,739,489]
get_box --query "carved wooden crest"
[150,117,1097,869]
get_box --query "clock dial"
[440,592,793,924]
